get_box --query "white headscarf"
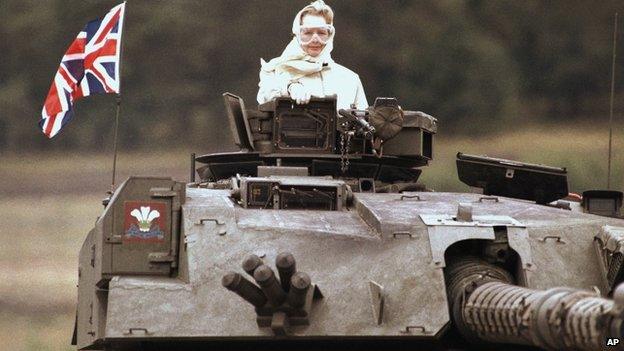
[260,0,335,82]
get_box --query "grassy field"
[0,150,189,351]
[2,124,623,350]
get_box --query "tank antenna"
[607,12,618,189]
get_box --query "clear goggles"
[298,24,334,44]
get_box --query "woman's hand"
[288,82,311,105]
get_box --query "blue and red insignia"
[123,201,167,243]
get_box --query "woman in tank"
[256,0,368,110]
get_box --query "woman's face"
[300,14,330,57]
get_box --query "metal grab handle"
[478,196,499,203]
[400,325,428,334]
[196,218,227,235]
[123,328,152,335]
[392,232,415,239]
[400,195,421,201]
[539,236,566,244]
[197,218,224,225]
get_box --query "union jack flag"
[39,2,126,138]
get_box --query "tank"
[72,94,624,351]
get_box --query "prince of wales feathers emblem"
[126,206,164,240]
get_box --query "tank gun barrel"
[446,256,624,350]
[338,109,375,139]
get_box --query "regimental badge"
[123,201,167,243]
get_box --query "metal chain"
[345,132,352,171]
[340,131,347,173]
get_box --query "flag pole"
[110,2,127,194]
[111,94,121,193]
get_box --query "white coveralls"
[256,4,368,110]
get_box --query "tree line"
[0,0,622,152]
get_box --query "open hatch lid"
[456,152,568,204]
[223,92,254,151]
